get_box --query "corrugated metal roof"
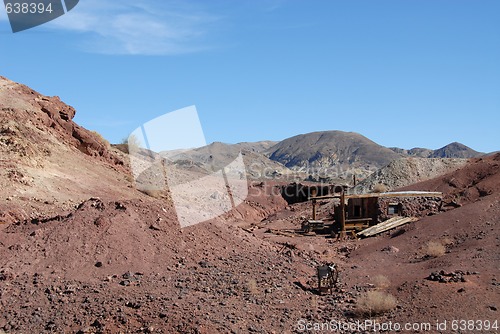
[346,191,443,199]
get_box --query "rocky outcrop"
[0,76,123,165]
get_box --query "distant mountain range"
[161,141,288,179]
[389,142,482,159]
[265,131,483,169]
[163,130,484,182]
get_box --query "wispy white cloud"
[46,0,219,55]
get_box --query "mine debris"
[301,220,324,233]
[307,188,442,238]
[357,216,418,238]
[317,263,338,295]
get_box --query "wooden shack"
[343,191,443,226]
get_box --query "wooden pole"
[339,189,346,239]
[311,187,317,220]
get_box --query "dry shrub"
[124,173,134,183]
[246,279,259,295]
[91,130,110,147]
[372,183,388,193]
[372,275,390,290]
[121,134,142,154]
[140,189,162,198]
[424,241,446,258]
[356,290,397,316]
[441,237,454,246]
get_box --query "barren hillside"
[398,154,500,206]
[267,130,403,169]
[430,142,483,158]
[161,141,292,180]
[353,157,468,193]
[0,76,135,224]
[390,142,483,158]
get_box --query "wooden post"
[339,189,346,239]
[311,187,317,220]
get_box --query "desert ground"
[0,76,498,333]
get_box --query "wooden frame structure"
[309,189,443,238]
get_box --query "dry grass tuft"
[441,237,454,246]
[356,290,397,316]
[372,183,388,193]
[372,275,391,290]
[139,189,163,198]
[91,130,110,147]
[246,279,259,295]
[121,134,142,154]
[124,173,135,183]
[424,241,446,258]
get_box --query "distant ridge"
[430,142,483,158]
[390,142,483,158]
[265,130,402,171]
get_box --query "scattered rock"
[382,246,400,253]
[125,301,142,309]
[427,270,469,283]
[115,202,126,210]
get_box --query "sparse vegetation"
[121,134,142,154]
[441,237,454,246]
[246,278,259,295]
[139,188,163,198]
[124,173,134,183]
[424,241,446,258]
[91,130,110,147]
[372,183,388,193]
[372,275,390,290]
[356,290,397,316]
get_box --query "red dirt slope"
[398,153,500,206]
[0,76,134,224]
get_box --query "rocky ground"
[1,76,499,333]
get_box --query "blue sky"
[0,0,499,152]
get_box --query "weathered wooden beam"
[358,216,418,237]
